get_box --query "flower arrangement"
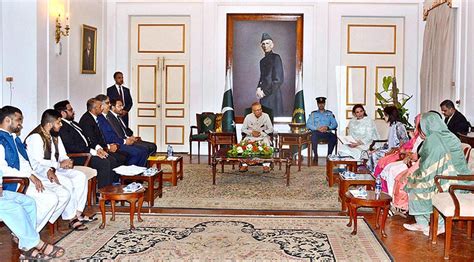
[227,140,274,157]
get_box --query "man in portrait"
[256,33,284,116]
[82,35,94,71]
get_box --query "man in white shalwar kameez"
[26,109,90,230]
[0,106,67,232]
[240,102,274,172]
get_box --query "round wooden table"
[345,191,392,237]
[98,185,145,230]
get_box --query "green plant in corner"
[375,76,413,128]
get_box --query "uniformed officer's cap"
[261,33,272,43]
[316,97,326,103]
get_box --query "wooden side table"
[325,158,358,187]
[208,132,237,165]
[98,185,145,230]
[338,173,375,211]
[148,156,183,186]
[345,191,392,237]
[119,170,163,207]
[278,131,311,171]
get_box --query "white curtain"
[420,3,455,112]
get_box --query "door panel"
[130,16,189,152]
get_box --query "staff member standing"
[307,97,338,162]
[107,71,133,127]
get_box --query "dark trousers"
[311,130,337,156]
[119,144,149,167]
[134,140,157,156]
[90,155,120,189]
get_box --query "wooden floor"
[1,154,473,261]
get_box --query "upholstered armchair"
[189,112,217,163]
[68,153,97,207]
[430,174,474,260]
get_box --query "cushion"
[432,192,474,217]
[191,134,209,141]
[198,113,216,133]
[74,166,97,180]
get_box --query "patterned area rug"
[56,214,392,261]
[157,164,340,211]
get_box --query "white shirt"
[115,84,125,106]
[26,133,69,176]
[0,129,34,178]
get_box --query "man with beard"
[54,100,121,189]
[108,99,157,156]
[0,106,66,233]
[25,109,89,231]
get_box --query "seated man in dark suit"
[78,98,128,173]
[108,99,157,156]
[95,95,148,167]
[440,99,471,135]
[54,100,121,189]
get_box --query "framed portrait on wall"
[81,24,97,74]
[226,14,303,123]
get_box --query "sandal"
[69,218,88,231]
[19,247,47,260]
[38,242,65,259]
[78,214,98,223]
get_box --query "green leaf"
[375,93,388,103]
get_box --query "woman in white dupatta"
[338,104,379,160]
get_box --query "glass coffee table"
[211,148,292,186]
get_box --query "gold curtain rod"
[423,0,452,21]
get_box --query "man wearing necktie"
[107,71,133,127]
[54,100,122,189]
[108,98,157,155]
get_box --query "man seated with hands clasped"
[240,102,273,173]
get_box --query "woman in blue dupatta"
[403,112,471,234]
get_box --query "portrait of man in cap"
[228,14,301,120]
[256,32,284,116]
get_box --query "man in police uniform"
[307,97,338,161]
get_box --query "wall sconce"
[55,14,70,44]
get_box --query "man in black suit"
[54,100,122,189]
[78,98,128,170]
[107,71,133,127]
[256,33,284,116]
[108,98,157,155]
[440,99,471,136]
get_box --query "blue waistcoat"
[0,130,29,191]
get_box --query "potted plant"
[375,76,413,129]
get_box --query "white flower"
[246,144,253,150]
[258,146,263,151]
[237,146,243,153]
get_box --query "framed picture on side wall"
[226,14,303,122]
[81,24,97,74]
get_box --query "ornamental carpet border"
[56,213,392,261]
[156,164,340,211]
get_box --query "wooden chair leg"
[467,221,472,240]
[444,217,453,260]
[48,221,55,237]
[189,140,193,163]
[197,141,201,164]
[431,209,439,243]
[87,179,93,208]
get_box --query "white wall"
[1,0,38,136]
[457,0,474,124]
[68,0,104,114]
